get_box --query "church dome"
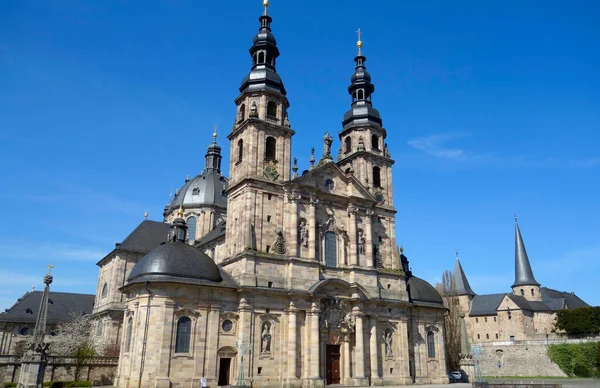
[407,276,444,306]
[167,170,228,211]
[127,241,223,285]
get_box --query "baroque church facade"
[451,218,589,344]
[92,2,449,387]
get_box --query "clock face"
[374,191,384,203]
[325,179,335,192]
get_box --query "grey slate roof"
[469,293,505,316]
[117,220,170,252]
[541,287,589,309]
[166,170,228,212]
[407,276,444,306]
[0,291,95,325]
[453,258,476,296]
[513,220,540,287]
[98,220,170,265]
[195,220,226,247]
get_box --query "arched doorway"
[217,346,237,386]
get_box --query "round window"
[222,319,233,333]
[19,327,30,336]
[325,179,334,191]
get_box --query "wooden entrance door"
[325,345,341,385]
[218,358,231,386]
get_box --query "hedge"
[547,342,600,378]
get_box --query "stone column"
[343,334,351,384]
[352,307,367,385]
[308,197,318,261]
[369,315,381,384]
[203,304,221,385]
[286,302,299,386]
[287,191,300,256]
[347,204,358,266]
[365,210,374,267]
[237,297,253,385]
[306,302,323,387]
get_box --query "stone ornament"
[263,160,279,181]
[323,132,333,158]
[346,203,358,214]
[384,143,390,158]
[249,101,259,118]
[283,112,290,127]
[272,227,286,254]
[319,298,355,333]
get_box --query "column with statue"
[18,264,54,388]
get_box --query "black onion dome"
[342,51,383,131]
[407,276,444,306]
[127,242,222,284]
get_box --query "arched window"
[371,134,379,150]
[101,283,108,298]
[187,216,197,243]
[531,289,535,296]
[238,104,245,123]
[344,137,352,153]
[267,101,277,117]
[520,289,524,296]
[126,317,133,352]
[373,166,381,187]
[96,320,103,337]
[237,139,243,163]
[357,89,364,100]
[427,331,436,358]
[324,232,337,267]
[258,52,265,64]
[265,136,276,161]
[175,317,192,353]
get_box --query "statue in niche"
[357,230,366,254]
[299,220,308,247]
[383,330,393,357]
[375,248,384,269]
[323,132,333,158]
[272,227,286,254]
[249,101,259,118]
[261,323,272,353]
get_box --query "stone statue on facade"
[383,330,393,357]
[323,132,333,158]
[375,249,384,269]
[283,112,290,128]
[299,221,308,247]
[261,323,272,353]
[384,143,390,158]
[272,227,286,254]
[357,230,366,254]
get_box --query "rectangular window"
[324,232,337,267]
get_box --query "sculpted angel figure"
[358,230,366,254]
[299,221,308,247]
[323,132,333,157]
[383,331,393,357]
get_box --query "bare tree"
[436,270,461,372]
[50,313,102,381]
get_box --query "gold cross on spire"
[47,263,54,275]
[356,28,363,55]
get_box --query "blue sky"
[1,1,598,310]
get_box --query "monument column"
[369,315,381,384]
[347,204,358,266]
[352,307,367,385]
[308,197,318,261]
[365,209,374,267]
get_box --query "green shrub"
[547,342,600,377]
[3,383,17,388]
[554,307,600,336]
[65,382,92,387]
[50,382,65,388]
[43,383,52,387]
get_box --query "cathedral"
[92,2,448,387]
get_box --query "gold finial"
[356,28,363,55]
[177,205,184,218]
[47,263,54,275]
[144,211,148,220]
[263,0,269,15]
[213,125,218,141]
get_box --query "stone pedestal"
[459,355,476,383]
[17,353,46,388]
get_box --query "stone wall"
[472,340,600,377]
[0,356,118,385]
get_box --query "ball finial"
[263,0,269,7]
[177,205,184,218]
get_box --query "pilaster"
[347,204,358,266]
[369,315,382,385]
[308,198,318,261]
[352,307,368,386]
[365,210,374,267]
